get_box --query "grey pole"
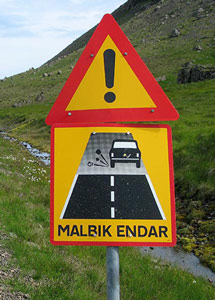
[106,246,120,300]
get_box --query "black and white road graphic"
[60,132,165,220]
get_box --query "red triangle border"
[46,14,179,125]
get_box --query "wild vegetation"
[0,136,214,299]
[0,0,215,297]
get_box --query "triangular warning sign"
[66,35,156,111]
[46,14,179,125]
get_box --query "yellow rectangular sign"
[50,124,176,246]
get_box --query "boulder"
[177,62,215,84]
[193,45,203,51]
[198,7,204,13]
[154,6,160,12]
[36,92,44,102]
[170,28,180,38]
[156,75,166,82]
[12,103,19,108]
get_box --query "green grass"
[0,104,51,151]
[0,137,214,299]
[0,33,214,271]
[167,80,215,188]
[0,0,215,287]
[1,78,214,191]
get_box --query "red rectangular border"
[50,123,176,247]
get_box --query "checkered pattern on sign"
[77,132,147,175]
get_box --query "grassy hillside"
[0,136,214,299]
[0,0,215,272]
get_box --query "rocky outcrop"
[177,62,215,84]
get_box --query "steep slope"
[45,0,161,64]
[0,0,215,270]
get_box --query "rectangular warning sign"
[50,123,176,246]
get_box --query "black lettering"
[148,226,158,237]
[58,225,69,236]
[89,225,97,237]
[80,225,87,237]
[126,225,136,237]
[159,226,168,237]
[117,225,125,237]
[103,225,112,237]
[70,225,80,236]
[138,226,147,237]
[98,225,101,237]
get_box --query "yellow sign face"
[66,35,156,111]
[51,124,176,246]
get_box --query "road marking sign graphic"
[60,132,165,221]
[46,14,179,125]
[50,124,176,246]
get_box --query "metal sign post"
[106,246,120,300]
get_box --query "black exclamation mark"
[104,49,116,103]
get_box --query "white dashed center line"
[110,176,115,218]
[111,191,115,202]
[111,207,115,218]
[110,176,114,187]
